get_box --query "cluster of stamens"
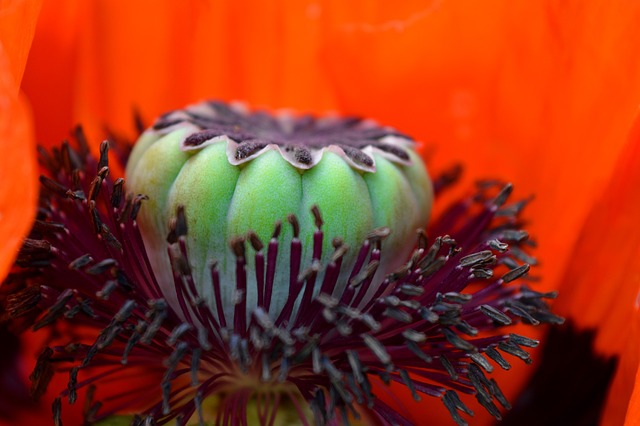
[3,128,562,426]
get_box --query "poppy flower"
[1,0,640,425]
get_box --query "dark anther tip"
[287,214,300,238]
[230,237,246,258]
[311,205,323,229]
[271,220,282,239]
[416,229,428,249]
[247,230,264,252]
[493,183,514,207]
[331,244,349,263]
[366,227,391,242]
[98,166,110,179]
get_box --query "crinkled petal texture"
[555,116,640,426]
[0,0,40,282]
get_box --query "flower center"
[125,101,434,325]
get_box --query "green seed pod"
[126,101,433,322]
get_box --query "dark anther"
[440,355,458,380]
[33,220,65,234]
[350,261,379,288]
[69,254,93,270]
[40,175,68,196]
[493,183,513,207]
[69,168,80,191]
[505,300,540,325]
[30,347,54,400]
[508,334,539,348]
[52,397,62,426]
[116,270,134,292]
[471,352,494,375]
[502,264,530,283]
[416,228,428,249]
[332,237,344,249]
[133,108,146,135]
[20,238,52,254]
[433,163,463,194]
[166,323,192,346]
[111,178,124,208]
[88,176,103,202]
[442,328,476,352]
[98,167,109,181]
[311,204,323,229]
[85,258,117,275]
[6,285,42,318]
[460,250,495,268]
[68,367,79,404]
[88,200,102,234]
[96,280,117,300]
[65,188,85,200]
[442,390,473,426]
[101,223,123,250]
[366,227,391,244]
[385,263,409,282]
[247,230,264,251]
[486,347,511,370]
[130,195,149,220]
[230,237,246,259]
[508,248,537,267]
[119,193,134,223]
[406,339,432,363]
[287,214,300,238]
[361,334,391,366]
[60,141,73,174]
[488,239,509,252]
[98,141,110,171]
[271,220,282,239]
[501,230,529,242]
[33,290,73,330]
[443,292,473,304]
[471,267,493,279]
[498,341,532,364]
[479,305,512,326]
[331,243,349,263]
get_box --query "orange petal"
[0,0,41,89]
[554,114,640,424]
[556,113,640,353]
[20,0,81,146]
[0,0,41,282]
[23,0,361,147]
[324,0,640,294]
